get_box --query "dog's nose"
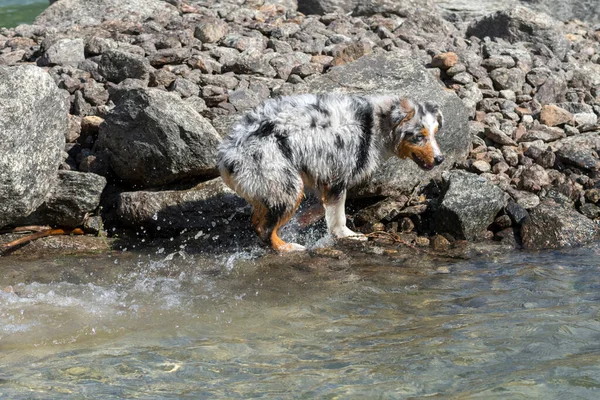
[434,155,445,165]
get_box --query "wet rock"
[521,200,599,249]
[466,6,569,59]
[307,51,470,198]
[0,65,68,228]
[35,0,179,29]
[96,88,221,188]
[116,178,246,235]
[431,234,451,251]
[436,171,507,240]
[98,50,151,84]
[39,38,85,66]
[539,105,573,127]
[353,196,409,227]
[21,171,107,227]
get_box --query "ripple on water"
[0,242,600,398]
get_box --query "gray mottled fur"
[217,93,443,246]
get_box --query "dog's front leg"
[324,190,367,241]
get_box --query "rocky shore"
[1,0,600,255]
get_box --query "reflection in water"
[1,243,600,398]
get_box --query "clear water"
[0,0,48,28]
[1,241,600,399]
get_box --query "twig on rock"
[1,228,85,255]
[0,225,52,234]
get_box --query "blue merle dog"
[218,94,444,252]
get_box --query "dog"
[218,93,445,252]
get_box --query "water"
[0,0,48,28]
[1,240,600,399]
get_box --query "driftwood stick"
[1,228,84,254]
[0,225,52,234]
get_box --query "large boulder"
[20,171,107,227]
[521,200,599,249]
[435,171,507,240]
[0,65,68,228]
[521,0,600,24]
[34,0,179,29]
[305,50,470,198]
[96,88,222,188]
[116,178,246,236]
[298,0,436,16]
[466,6,570,60]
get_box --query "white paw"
[332,228,368,241]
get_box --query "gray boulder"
[38,38,86,66]
[96,88,221,188]
[35,0,179,29]
[21,171,107,227]
[98,50,151,83]
[521,0,600,24]
[298,0,436,16]
[466,6,570,59]
[521,200,599,249]
[436,171,507,240]
[0,66,68,228]
[304,50,470,198]
[116,178,246,236]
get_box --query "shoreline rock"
[1,0,600,254]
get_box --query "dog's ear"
[391,98,415,128]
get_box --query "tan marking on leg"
[270,193,304,252]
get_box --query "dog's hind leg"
[323,189,367,241]
[251,193,306,252]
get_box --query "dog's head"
[391,98,445,171]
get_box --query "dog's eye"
[411,133,426,144]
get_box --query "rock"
[485,127,517,146]
[573,112,598,129]
[116,178,246,236]
[35,0,179,29]
[579,203,600,220]
[21,171,107,227]
[539,105,573,127]
[297,0,438,16]
[557,145,600,171]
[585,188,600,204]
[39,38,85,66]
[490,68,526,92]
[521,200,598,249]
[436,171,507,240]
[466,6,570,59]
[0,66,68,228]
[507,188,541,208]
[194,18,228,43]
[331,41,373,66]
[535,75,568,104]
[519,164,551,192]
[232,48,277,78]
[528,0,600,24]
[519,126,566,142]
[98,50,151,83]
[306,51,470,197]
[353,196,409,226]
[431,234,451,251]
[431,52,458,70]
[505,199,529,226]
[472,160,491,173]
[96,88,221,188]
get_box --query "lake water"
[0,0,48,28]
[1,240,599,398]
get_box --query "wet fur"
[218,93,444,251]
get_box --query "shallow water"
[1,241,600,399]
[0,0,48,28]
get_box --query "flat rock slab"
[436,171,507,240]
[116,178,246,236]
[521,200,599,249]
[0,65,68,228]
[305,50,470,198]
